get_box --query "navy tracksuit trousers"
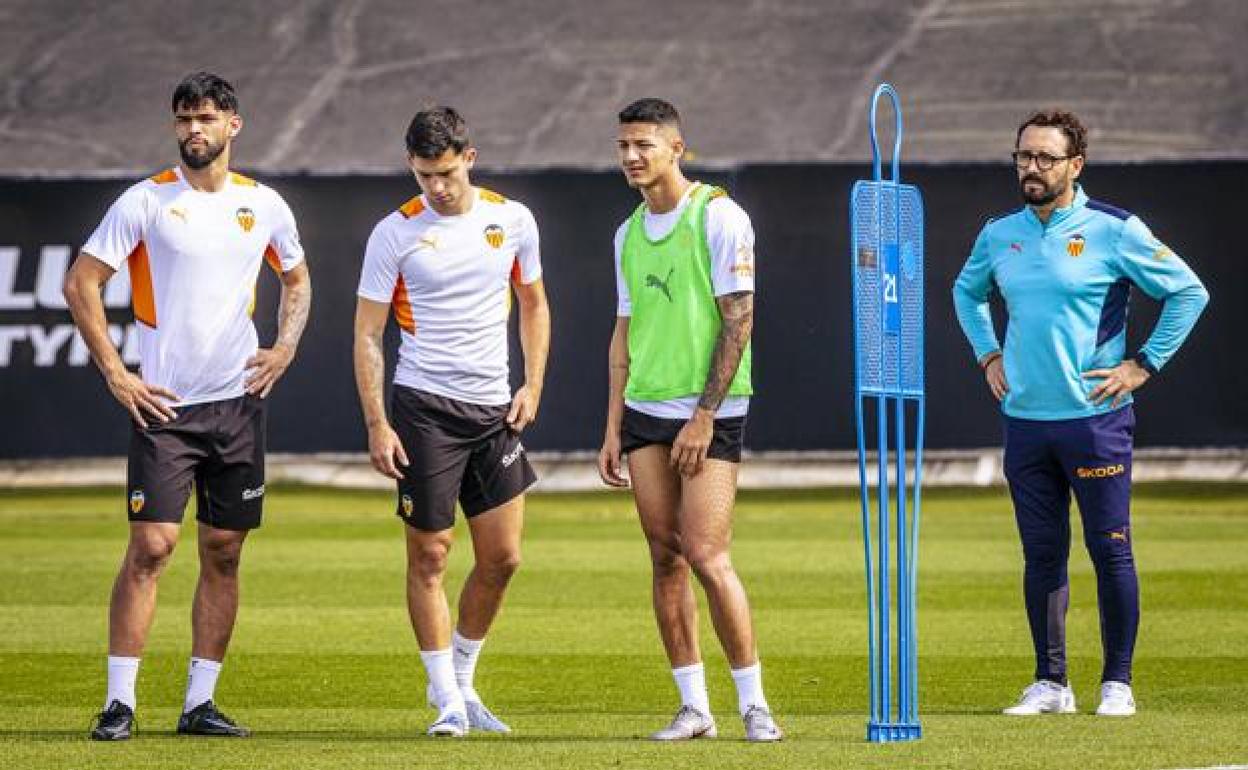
[1003,405,1139,685]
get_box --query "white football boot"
[1002,680,1077,715]
[1095,681,1136,717]
[649,705,718,741]
[428,683,511,733]
[742,705,783,742]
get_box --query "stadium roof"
[1,0,1244,175]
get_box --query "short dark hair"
[405,107,470,158]
[172,72,238,113]
[1016,108,1088,159]
[618,98,681,128]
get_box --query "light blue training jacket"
[953,185,1209,421]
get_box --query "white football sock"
[105,655,140,710]
[452,630,485,703]
[672,662,712,715]
[183,657,222,712]
[421,648,465,716]
[731,662,769,716]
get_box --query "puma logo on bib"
[645,268,675,302]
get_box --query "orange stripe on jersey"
[478,188,506,204]
[264,244,283,274]
[392,276,416,334]
[399,196,425,218]
[128,242,157,328]
[149,168,178,184]
[230,172,258,187]
[249,246,286,316]
[506,257,522,317]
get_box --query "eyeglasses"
[1012,150,1074,171]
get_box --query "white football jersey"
[82,167,305,406]
[357,187,542,406]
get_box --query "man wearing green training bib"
[597,98,781,743]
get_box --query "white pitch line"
[1159,765,1248,770]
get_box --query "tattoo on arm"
[275,272,312,351]
[698,291,753,412]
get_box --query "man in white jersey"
[65,73,312,741]
[597,99,781,742]
[353,107,550,737]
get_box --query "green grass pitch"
[1,483,1246,769]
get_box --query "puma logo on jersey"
[646,268,675,302]
[417,235,439,251]
[168,207,187,223]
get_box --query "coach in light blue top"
[953,109,1207,720]
[954,179,1207,421]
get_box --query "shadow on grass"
[7,729,816,744]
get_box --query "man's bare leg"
[405,525,455,650]
[452,495,524,730]
[404,524,466,731]
[101,521,180,714]
[630,445,716,739]
[678,460,755,669]
[190,524,248,660]
[109,522,181,657]
[182,523,249,716]
[630,446,700,667]
[456,496,524,639]
[680,459,780,739]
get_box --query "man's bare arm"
[274,262,312,353]
[605,316,630,435]
[597,316,631,487]
[697,290,753,412]
[62,252,177,427]
[353,298,408,479]
[508,278,551,431]
[246,262,312,397]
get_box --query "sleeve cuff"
[1133,351,1158,375]
[356,288,393,303]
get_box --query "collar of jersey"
[1023,184,1088,230]
[424,188,479,221]
[635,181,702,246]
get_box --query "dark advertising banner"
[2,163,1244,458]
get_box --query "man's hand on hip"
[1084,359,1150,408]
[106,370,178,429]
[245,344,295,398]
[982,353,1009,402]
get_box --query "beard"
[179,137,226,170]
[1019,173,1063,206]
